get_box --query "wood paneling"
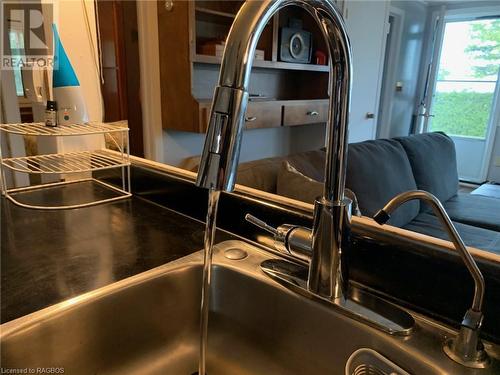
[157,0,200,132]
[97,1,127,120]
[121,1,144,157]
[244,101,282,130]
[96,0,144,157]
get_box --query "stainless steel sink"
[2,240,499,374]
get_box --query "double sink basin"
[2,240,499,374]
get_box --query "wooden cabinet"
[200,99,329,131]
[157,0,331,133]
[198,100,283,132]
[244,101,283,130]
[283,99,329,127]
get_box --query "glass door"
[428,17,500,182]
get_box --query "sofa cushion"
[403,213,500,254]
[285,149,326,182]
[236,156,284,193]
[236,149,326,193]
[346,139,420,227]
[396,132,458,204]
[276,161,362,216]
[277,161,322,203]
[442,193,500,231]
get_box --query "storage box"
[199,41,264,60]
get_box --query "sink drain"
[224,248,248,260]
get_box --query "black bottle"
[45,100,58,127]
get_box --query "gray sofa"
[234,132,500,254]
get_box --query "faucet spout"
[374,190,489,368]
[196,0,352,301]
[373,190,484,311]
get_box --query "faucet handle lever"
[245,214,278,235]
[245,213,312,262]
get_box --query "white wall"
[387,0,428,138]
[54,0,102,122]
[0,67,30,187]
[344,0,389,142]
[487,128,500,182]
[428,1,495,13]
[137,0,164,162]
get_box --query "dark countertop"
[1,191,230,324]
[2,165,500,344]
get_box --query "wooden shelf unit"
[157,0,330,133]
[192,54,330,72]
[194,7,236,19]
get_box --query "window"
[8,24,25,97]
[430,18,500,139]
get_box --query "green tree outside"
[432,19,499,138]
[431,91,493,138]
[465,19,500,79]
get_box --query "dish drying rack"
[0,122,131,210]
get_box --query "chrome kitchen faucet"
[196,0,351,300]
[196,0,414,335]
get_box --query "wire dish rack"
[0,122,131,210]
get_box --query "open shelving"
[2,150,128,174]
[157,0,331,133]
[0,122,131,210]
[0,122,129,137]
[195,6,236,19]
[192,54,330,72]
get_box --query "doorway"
[377,7,404,139]
[95,0,144,157]
[427,14,500,183]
